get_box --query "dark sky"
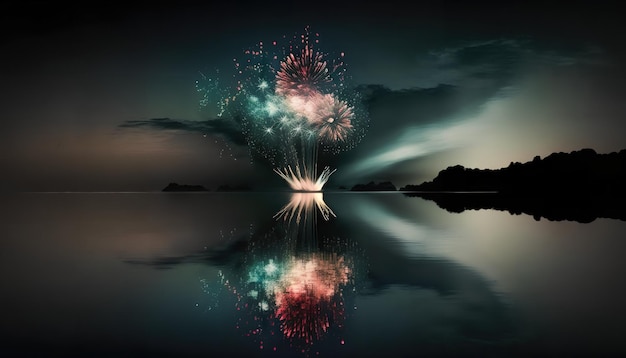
[1,0,625,191]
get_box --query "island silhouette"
[350,181,397,191]
[160,149,626,222]
[401,148,626,223]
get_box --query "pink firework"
[311,94,354,142]
[275,45,331,96]
[273,255,348,344]
[274,290,344,344]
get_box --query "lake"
[1,192,625,357]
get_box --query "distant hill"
[162,183,209,192]
[401,148,626,196]
[351,181,397,191]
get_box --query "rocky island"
[351,181,397,191]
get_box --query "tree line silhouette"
[402,149,626,222]
[402,148,626,196]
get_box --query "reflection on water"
[215,193,361,351]
[2,192,626,357]
[274,192,336,222]
[405,192,626,223]
[197,193,517,355]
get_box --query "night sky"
[1,1,625,191]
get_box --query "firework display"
[274,192,336,223]
[205,193,365,353]
[244,252,350,347]
[196,27,369,190]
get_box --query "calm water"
[1,192,626,357]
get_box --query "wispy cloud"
[342,119,481,179]
[419,38,604,87]
[118,117,247,145]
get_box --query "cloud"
[333,38,608,183]
[343,120,480,179]
[357,84,464,125]
[118,117,247,145]
[421,38,602,85]
[331,83,493,182]
[116,38,610,187]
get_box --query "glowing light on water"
[242,253,350,344]
[274,192,336,222]
[265,259,278,275]
[205,193,366,351]
[274,255,349,344]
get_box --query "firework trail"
[196,26,368,190]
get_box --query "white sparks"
[273,165,336,192]
[265,101,280,116]
[274,192,337,223]
[265,260,278,275]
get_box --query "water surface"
[1,192,625,357]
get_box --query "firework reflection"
[274,192,336,223]
[274,253,349,344]
[214,193,362,352]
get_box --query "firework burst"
[275,45,331,97]
[273,165,336,192]
[196,27,369,190]
[311,94,354,142]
